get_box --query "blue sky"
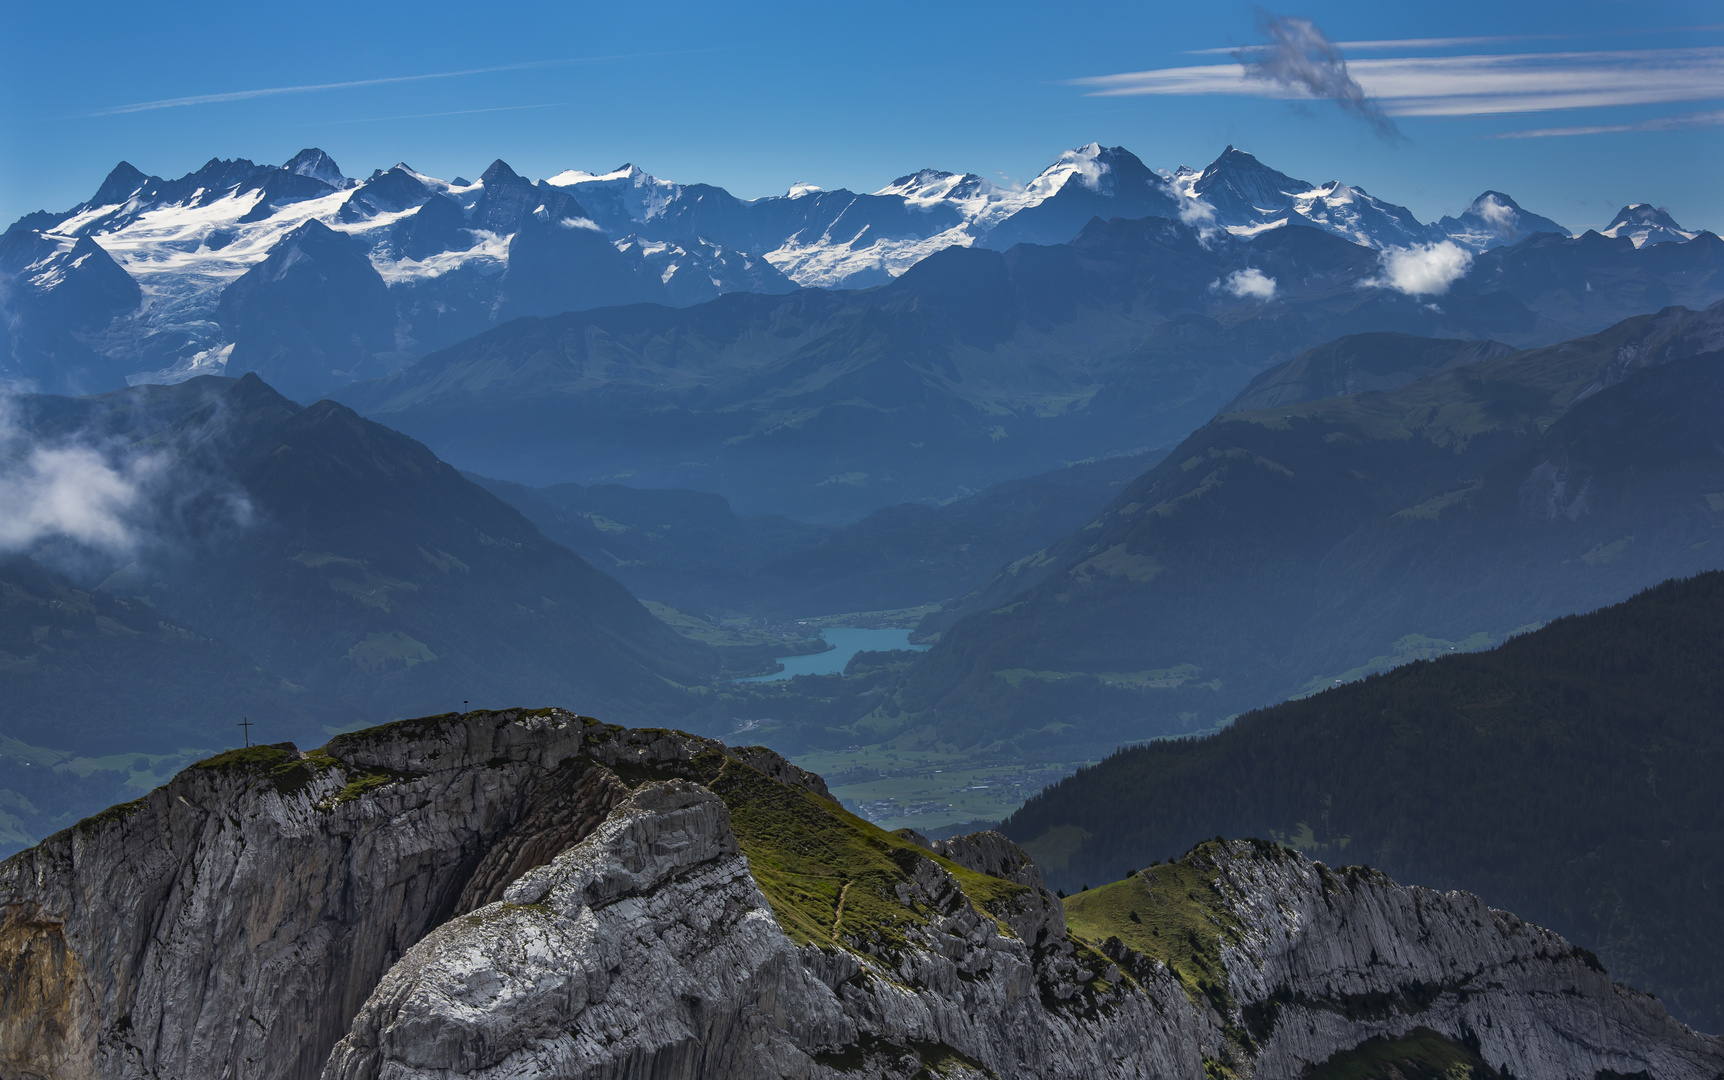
[3,0,1720,233]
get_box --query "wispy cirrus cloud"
[1075,43,1724,119]
[82,50,708,118]
[1184,24,1724,55]
[319,102,572,126]
[85,60,578,116]
[1491,108,1724,138]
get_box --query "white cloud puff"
[0,442,156,555]
[0,394,161,557]
[1373,241,1473,295]
[1222,268,1278,300]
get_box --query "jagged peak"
[479,159,524,187]
[282,148,345,186]
[279,216,336,239]
[1198,145,1296,185]
[89,161,152,206]
[195,156,258,174]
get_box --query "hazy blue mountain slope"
[0,228,142,394]
[470,477,830,615]
[477,451,1156,619]
[902,302,1724,754]
[0,555,340,854]
[999,571,1724,1032]
[0,556,328,755]
[12,375,718,723]
[1473,227,1724,335]
[1224,332,1516,411]
[977,145,1181,249]
[216,220,396,403]
[338,212,1693,520]
[0,373,736,854]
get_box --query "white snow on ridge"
[126,343,233,387]
[1224,219,1290,238]
[546,164,678,224]
[27,173,502,382]
[374,231,509,286]
[764,225,978,289]
[1030,142,1110,199]
[791,145,1153,285]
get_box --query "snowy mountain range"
[1,142,1714,399]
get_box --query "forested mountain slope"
[1001,572,1724,1032]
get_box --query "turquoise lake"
[735,627,928,683]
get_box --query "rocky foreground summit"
[2,709,1719,1080]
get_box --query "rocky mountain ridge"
[3,708,1718,1079]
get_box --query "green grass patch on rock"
[1061,841,1245,1010]
[1306,1026,1502,1080]
[702,754,1025,955]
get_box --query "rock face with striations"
[2,709,1720,1080]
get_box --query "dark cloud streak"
[1233,12,1402,139]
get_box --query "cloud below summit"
[1371,242,1474,296]
[0,390,255,569]
[0,398,159,558]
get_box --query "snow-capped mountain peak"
[1182,147,1435,249]
[544,164,680,230]
[1437,191,1569,250]
[479,159,525,188]
[88,162,151,208]
[283,148,346,188]
[873,170,995,206]
[1601,204,1698,248]
[1027,142,1116,199]
[1193,146,1312,218]
[546,163,649,185]
[4,142,1697,400]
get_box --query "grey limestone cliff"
[2,709,1719,1080]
